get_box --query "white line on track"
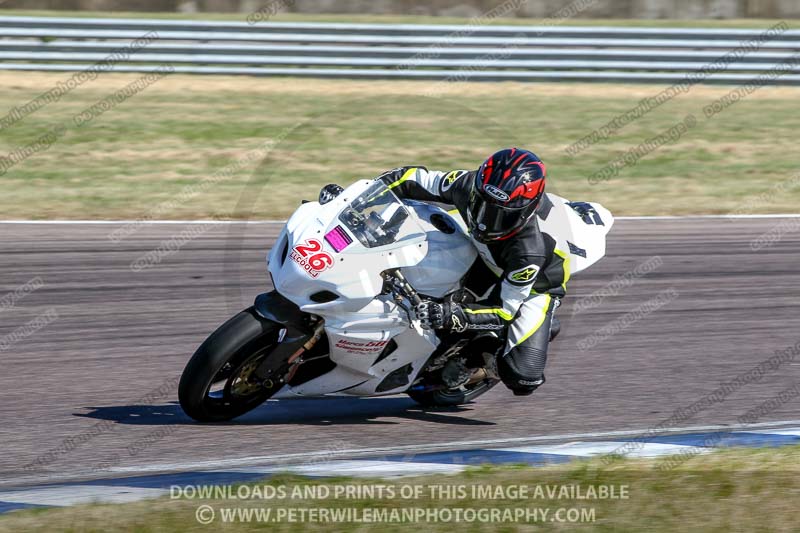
[617,214,800,220]
[2,214,800,224]
[106,418,800,475]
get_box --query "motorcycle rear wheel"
[407,378,499,407]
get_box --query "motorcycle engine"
[441,357,473,389]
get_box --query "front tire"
[179,307,284,422]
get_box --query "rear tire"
[179,307,283,422]
[407,379,499,407]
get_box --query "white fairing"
[267,181,612,398]
[398,201,477,297]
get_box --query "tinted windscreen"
[338,181,410,248]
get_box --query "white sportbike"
[179,179,613,421]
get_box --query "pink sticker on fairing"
[324,225,353,253]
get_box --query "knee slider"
[497,353,545,395]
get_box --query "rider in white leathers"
[379,148,568,396]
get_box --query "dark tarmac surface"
[1,218,798,487]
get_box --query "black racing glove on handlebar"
[414,300,468,332]
[376,167,406,184]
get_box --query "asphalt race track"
[1,217,799,487]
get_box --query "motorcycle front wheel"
[179,307,286,422]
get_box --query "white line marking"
[617,214,800,220]
[740,428,800,436]
[1,214,800,224]
[104,419,800,475]
[493,441,712,458]
[223,460,466,478]
[0,486,168,507]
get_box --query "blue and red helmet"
[467,148,546,242]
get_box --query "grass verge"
[0,72,798,219]
[1,445,798,531]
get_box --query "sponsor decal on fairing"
[290,238,333,278]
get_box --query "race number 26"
[291,238,333,276]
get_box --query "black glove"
[376,166,427,187]
[376,167,407,186]
[414,300,467,332]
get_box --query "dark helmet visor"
[468,188,532,241]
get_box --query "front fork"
[253,291,326,386]
[284,322,326,382]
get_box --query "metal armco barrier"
[1,16,799,84]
